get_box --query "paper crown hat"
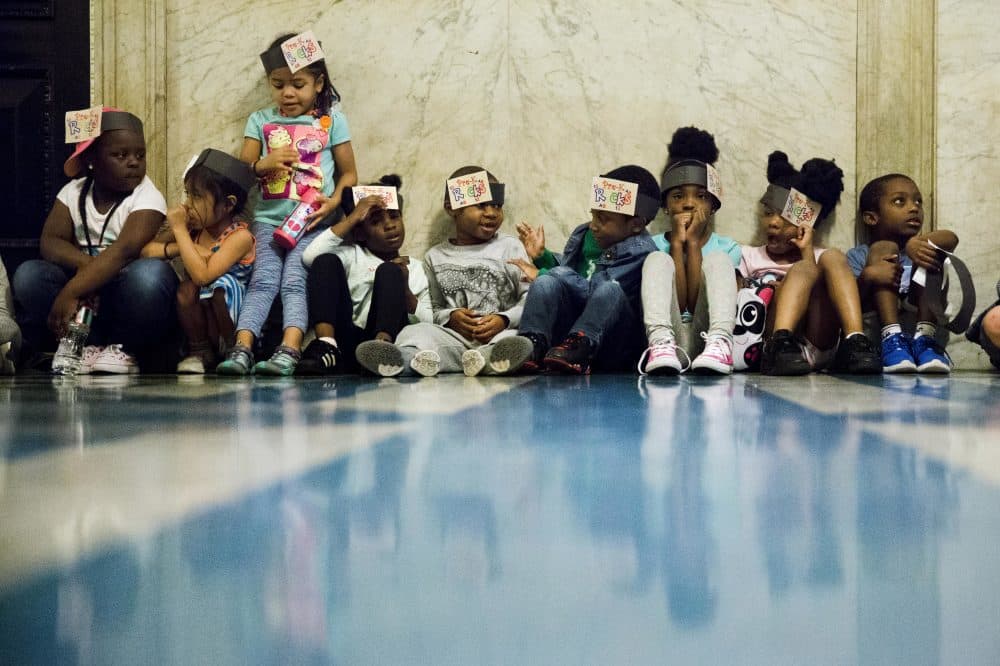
[64,107,144,178]
[185,149,257,198]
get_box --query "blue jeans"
[12,258,178,354]
[518,266,644,370]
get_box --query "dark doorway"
[0,1,90,276]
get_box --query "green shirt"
[534,230,603,279]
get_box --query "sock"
[914,321,937,339]
[881,324,902,341]
[319,336,338,348]
[844,331,863,340]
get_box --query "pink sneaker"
[92,344,139,374]
[638,338,687,375]
[690,334,733,375]
[77,345,105,375]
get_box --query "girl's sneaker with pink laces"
[638,337,686,375]
[690,334,734,375]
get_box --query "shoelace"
[637,338,691,375]
[699,332,732,359]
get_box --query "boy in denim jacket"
[501,165,660,374]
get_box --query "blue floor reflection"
[2,373,1000,664]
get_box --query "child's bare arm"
[39,201,92,271]
[906,230,959,272]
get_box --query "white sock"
[319,336,338,348]
[881,324,902,341]
[914,321,937,339]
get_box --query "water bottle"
[51,305,94,376]
[273,188,320,249]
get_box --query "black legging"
[307,254,410,370]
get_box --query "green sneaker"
[216,344,254,376]
[253,345,301,376]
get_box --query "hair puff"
[666,127,719,167]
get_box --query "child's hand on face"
[446,308,480,339]
[686,207,709,243]
[166,205,191,233]
[906,236,944,272]
[472,314,507,343]
[790,224,814,253]
[516,222,546,259]
[260,146,299,175]
[508,258,539,282]
[671,212,690,245]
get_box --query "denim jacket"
[556,222,657,305]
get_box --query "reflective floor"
[2,371,1000,665]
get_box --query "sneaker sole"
[356,341,404,377]
[216,363,251,376]
[883,360,917,374]
[488,337,533,375]
[917,360,952,374]
[253,362,297,377]
[91,363,138,375]
[543,356,589,375]
[410,350,441,377]
[462,349,487,377]
[690,358,733,375]
[644,360,682,376]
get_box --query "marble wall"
[109,0,1000,367]
[163,0,858,253]
[936,0,1000,367]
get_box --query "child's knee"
[868,240,900,263]
[983,306,1000,346]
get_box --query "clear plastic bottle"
[51,305,94,376]
[273,188,320,249]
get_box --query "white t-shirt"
[56,176,166,255]
[302,230,432,327]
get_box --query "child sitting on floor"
[354,166,532,377]
[847,173,959,373]
[499,164,660,374]
[142,149,256,374]
[638,127,740,375]
[742,151,881,375]
[299,175,431,375]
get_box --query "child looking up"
[142,149,256,374]
[501,164,660,375]
[355,166,532,377]
[13,107,177,374]
[745,152,880,375]
[847,174,959,373]
[299,175,432,375]
[639,127,740,375]
[217,30,358,376]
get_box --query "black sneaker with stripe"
[296,338,343,376]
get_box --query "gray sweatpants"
[393,322,519,376]
[641,251,736,356]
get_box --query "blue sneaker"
[911,335,952,374]
[881,332,916,373]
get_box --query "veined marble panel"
[936,0,1000,368]
[164,0,857,254]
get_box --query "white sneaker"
[462,349,486,377]
[637,337,687,375]
[410,350,441,377]
[77,345,104,375]
[91,344,138,374]
[176,355,207,374]
[690,333,734,375]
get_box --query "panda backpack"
[733,282,775,371]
